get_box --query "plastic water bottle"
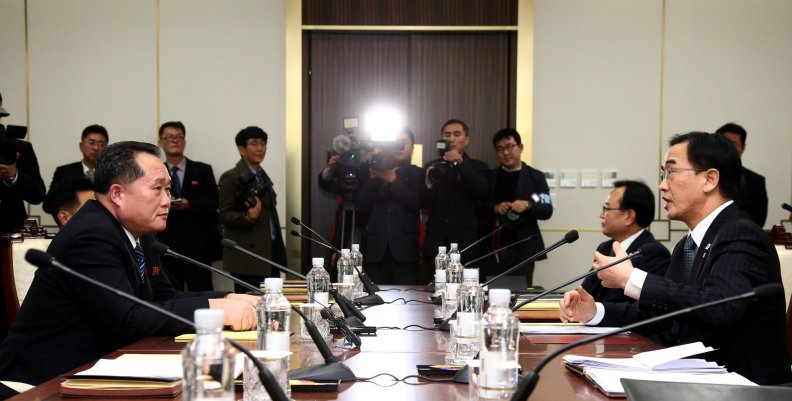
[182,309,235,401]
[451,268,484,363]
[433,246,448,298]
[337,249,355,287]
[257,278,291,352]
[443,253,464,319]
[448,242,460,260]
[350,244,364,297]
[479,289,520,400]
[306,257,330,306]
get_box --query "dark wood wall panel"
[303,0,518,26]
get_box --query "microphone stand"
[219,239,306,279]
[463,234,536,268]
[24,249,289,401]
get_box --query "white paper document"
[520,324,625,335]
[74,358,183,380]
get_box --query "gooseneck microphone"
[220,238,306,279]
[24,249,289,401]
[150,242,358,381]
[509,283,784,401]
[782,203,792,213]
[459,224,506,254]
[482,230,580,288]
[463,234,536,268]
[510,249,643,311]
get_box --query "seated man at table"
[0,141,258,388]
[560,132,791,385]
[581,180,670,302]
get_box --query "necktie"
[85,169,95,181]
[134,243,146,284]
[683,235,697,280]
[170,166,182,198]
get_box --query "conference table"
[9,286,658,400]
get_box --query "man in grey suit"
[218,127,286,292]
[560,132,791,385]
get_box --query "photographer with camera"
[218,126,286,292]
[355,128,424,284]
[422,119,489,273]
[481,128,553,286]
[0,91,46,234]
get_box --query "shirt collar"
[620,228,645,251]
[166,158,187,171]
[122,226,138,249]
[82,161,93,174]
[689,200,734,246]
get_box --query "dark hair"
[492,128,522,147]
[440,119,469,136]
[43,177,94,227]
[669,132,741,201]
[159,121,186,138]
[613,180,655,228]
[715,122,747,144]
[235,126,268,147]
[401,127,415,145]
[81,124,109,141]
[94,141,161,195]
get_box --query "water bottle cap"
[194,309,224,329]
[450,243,458,248]
[351,244,360,251]
[449,253,461,262]
[311,257,324,266]
[489,289,511,304]
[463,268,479,280]
[438,246,447,253]
[264,277,283,290]
[341,248,350,255]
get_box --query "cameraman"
[0,91,46,234]
[218,127,286,292]
[422,119,488,272]
[481,128,552,286]
[355,128,424,284]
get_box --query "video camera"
[329,133,405,193]
[0,105,29,165]
[427,139,455,185]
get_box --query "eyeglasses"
[84,139,107,148]
[601,206,625,214]
[247,140,267,148]
[495,143,518,153]
[161,135,185,142]
[659,166,705,181]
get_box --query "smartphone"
[416,364,464,376]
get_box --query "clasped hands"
[208,293,261,331]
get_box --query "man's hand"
[371,168,396,183]
[594,241,634,289]
[208,298,257,331]
[170,198,190,211]
[226,293,261,307]
[0,152,19,180]
[326,154,340,172]
[559,286,596,323]
[442,149,463,164]
[509,199,530,214]
[247,197,262,220]
[494,202,511,215]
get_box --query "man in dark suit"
[50,124,108,186]
[560,132,791,385]
[41,176,94,228]
[156,121,219,291]
[581,180,670,302]
[0,141,258,387]
[480,128,552,285]
[422,119,489,273]
[715,122,768,227]
[219,127,286,292]
[355,128,424,284]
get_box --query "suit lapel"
[181,159,194,198]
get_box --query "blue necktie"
[170,166,182,199]
[683,235,697,280]
[134,243,146,283]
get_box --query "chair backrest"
[1,233,52,325]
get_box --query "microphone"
[290,218,383,297]
[463,234,536,268]
[329,288,366,324]
[24,249,289,401]
[782,203,792,213]
[321,309,362,348]
[482,230,579,288]
[509,283,784,401]
[459,224,506,254]
[510,249,643,311]
[220,239,306,279]
[150,242,358,380]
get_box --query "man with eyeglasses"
[581,180,669,303]
[51,124,108,186]
[480,128,552,286]
[560,132,791,385]
[156,121,220,291]
[218,127,286,292]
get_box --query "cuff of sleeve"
[624,268,647,300]
[586,302,606,326]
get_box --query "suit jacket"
[157,158,221,262]
[581,230,670,303]
[739,167,768,227]
[599,204,791,385]
[0,140,46,233]
[0,200,227,384]
[422,154,489,261]
[218,159,286,276]
[50,161,86,187]
[355,162,424,264]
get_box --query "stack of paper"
[562,342,756,397]
[61,355,183,397]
